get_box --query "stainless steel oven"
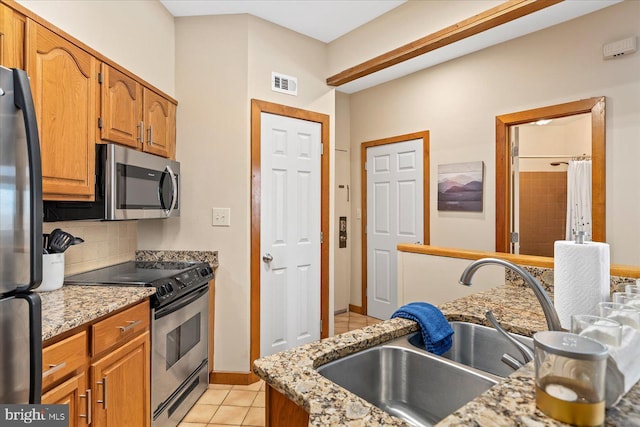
[152,285,209,427]
[65,260,214,427]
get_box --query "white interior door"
[367,139,423,320]
[260,112,321,357]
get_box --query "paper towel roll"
[554,240,610,329]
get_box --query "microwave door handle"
[164,165,178,216]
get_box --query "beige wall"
[16,0,175,95]
[347,0,640,285]
[139,14,335,373]
[398,252,503,306]
[334,92,351,312]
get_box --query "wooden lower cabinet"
[91,331,150,427]
[265,385,309,427]
[42,372,90,427]
[42,301,151,427]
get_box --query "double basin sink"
[317,321,534,427]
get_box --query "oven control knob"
[166,283,174,293]
[200,267,212,277]
[157,286,166,297]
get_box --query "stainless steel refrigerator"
[0,66,43,404]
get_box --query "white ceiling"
[159,0,406,43]
[160,0,622,93]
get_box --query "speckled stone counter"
[39,285,156,341]
[253,285,640,426]
[136,249,219,270]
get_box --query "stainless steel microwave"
[44,144,179,221]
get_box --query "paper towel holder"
[575,230,586,244]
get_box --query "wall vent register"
[272,71,298,96]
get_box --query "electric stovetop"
[64,261,204,286]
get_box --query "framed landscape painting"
[437,161,484,212]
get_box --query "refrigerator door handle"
[13,68,43,289]
[14,292,42,404]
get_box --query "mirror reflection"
[495,97,605,257]
[511,113,592,257]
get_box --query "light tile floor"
[180,311,382,427]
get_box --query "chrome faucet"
[459,257,563,332]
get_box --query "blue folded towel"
[391,302,454,355]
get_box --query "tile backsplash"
[43,220,137,275]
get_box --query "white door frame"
[359,131,430,316]
[249,100,330,375]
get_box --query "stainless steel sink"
[316,336,499,427]
[408,321,534,377]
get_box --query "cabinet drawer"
[42,331,87,390]
[92,301,149,355]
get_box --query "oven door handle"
[154,285,208,319]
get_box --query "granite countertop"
[253,285,640,426]
[39,285,156,342]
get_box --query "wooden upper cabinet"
[99,63,143,149]
[26,21,97,201]
[100,65,176,159]
[0,4,26,68]
[143,88,176,159]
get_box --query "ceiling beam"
[326,0,563,87]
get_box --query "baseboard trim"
[209,371,261,385]
[348,304,364,315]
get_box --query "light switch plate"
[212,208,231,226]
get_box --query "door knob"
[262,253,273,263]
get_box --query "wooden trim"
[265,385,309,427]
[348,304,364,315]
[250,99,330,372]
[360,131,430,316]
[327,0,562,87]
[397,244,640,278]
[208,280,215,376]
[209,371,260,386]
[0,0,177,104]
[398,244,554,268]
[496,97,606,253]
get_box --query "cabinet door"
[143,88,175,159]
[26,21,97,201]
[0,4,25,68]
[42,372,90,427]
[100,63,143,149]
[91,332,150,427]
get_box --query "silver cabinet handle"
[42,362,67,378]
[148,124,153,145]
[118,319,142,333]
[80,388,91,424]
[97,377,107,409]
[137,121,144,143]
[262,253,273,263]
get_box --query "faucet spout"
[459,257,563,332]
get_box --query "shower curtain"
[565,159,592,241]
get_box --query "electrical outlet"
[212,208,230,226]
